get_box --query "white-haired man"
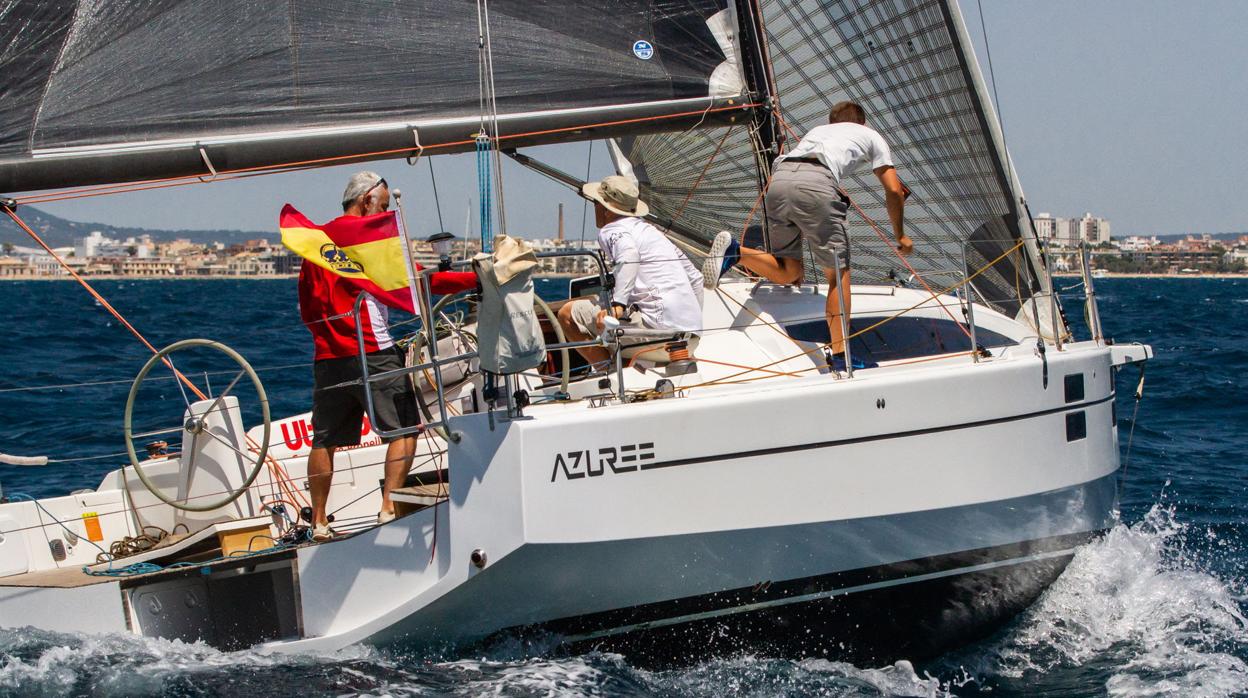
[557,175,704,365]
[299,171,476,540]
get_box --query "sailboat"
[0,0,1150,663]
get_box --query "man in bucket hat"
[557,175,704,365]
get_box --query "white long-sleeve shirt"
[598,217,704,333]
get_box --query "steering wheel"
[123,339,271,512]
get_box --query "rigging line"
[579,141,593,248]
[670,126,735,225]
[478,0,507,236]
[693,240,1026,388]
[427,157,446,233]
[0,362,312,394]
[838,187,972,339]
[1,205,308,509]
[975,0,1021,230]
[13,103,759,207]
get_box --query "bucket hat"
[581,175,649,217]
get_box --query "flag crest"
[280,204,415,312]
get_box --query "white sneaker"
[703,230,735,289]
[377,509,396,525]
[311,523,334,542]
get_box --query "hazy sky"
[31,0,1247,238]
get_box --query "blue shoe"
[829,354,878,372]
[703,231,740,288]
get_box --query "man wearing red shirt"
[299,172,476,540]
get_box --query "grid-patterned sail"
[621,0,1048,319]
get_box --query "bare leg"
[308,446,335,527]
[826,266,853,356]
[737,246,804,285]
[557,302,611,365]
[380,435,417,516]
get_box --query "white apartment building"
[1032,212,1108,247]
[1077,212,1111,245]
[1119,235,1159,252]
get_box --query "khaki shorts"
[765,160,851,271]
[567,299,697,361]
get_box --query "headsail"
[0,0,747,193]
[619,0,1052,321]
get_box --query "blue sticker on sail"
[632,40,654,60]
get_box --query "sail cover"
[619,0,1049,320]
[0,0,743,193]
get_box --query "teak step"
[390,483,449,516]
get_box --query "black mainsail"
[0,0,749,193]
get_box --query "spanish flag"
[280,204,476,313]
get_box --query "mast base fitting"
[0,198,16,209]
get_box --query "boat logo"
[632,40,654,60]
[320,243,365,274]
[552,442,655,481]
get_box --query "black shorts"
[311,348,420,448]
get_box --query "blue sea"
[0,277,1245,696]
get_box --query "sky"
[29,0,1248,239]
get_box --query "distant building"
[1032,212,1108,247]
[1077,213,1111,245]
[0,257,29,277]
[1033,213,1056,242]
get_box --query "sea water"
[0,277,1244,696]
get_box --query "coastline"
[1052,272,1246,279]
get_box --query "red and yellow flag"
[280,204,419,312]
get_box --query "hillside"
[0,206,273,249]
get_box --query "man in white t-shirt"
[703,101,913,371]
[557,175,704,365]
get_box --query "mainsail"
[619,0,1051,321]
[0,0,747,193]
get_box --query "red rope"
[670,126,735,224]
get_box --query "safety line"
[2,204,308,509]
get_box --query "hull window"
[1064,373,1085,403]
[1066,411,1087,442]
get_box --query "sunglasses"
[364,178,389,211]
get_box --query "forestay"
[0,0,745,193]
[618,0,1051,321]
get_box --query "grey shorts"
[764,161,851,271]
[311,348,419,448]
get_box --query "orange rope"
[838,187,971,339]
[2,204,309,508]
[14,103,760,206]
[770,107,970,340]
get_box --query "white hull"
[0,281,1149,663]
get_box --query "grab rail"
[352,248,612,439]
